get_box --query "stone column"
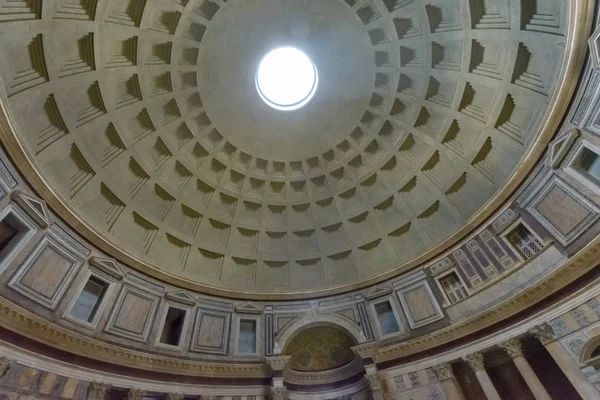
[127,388,147,400]
[432,363,466,400]
[364,364,384,400]
[463,353,501,400]
[531,323,600,400]
[266,355,291,400]
[0,357,12,379]
[87,382,110,400]
[499,338,551,400]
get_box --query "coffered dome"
[0,0,571,298]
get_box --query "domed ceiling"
[0,0,572,297]
[284,326,356,372]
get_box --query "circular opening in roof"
[256,47,318,111]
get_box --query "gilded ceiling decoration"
[0,0,575,297]
[285,326,356,372]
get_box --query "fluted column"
[499,338,551,400]
[463,353,501,400]
[87,382,110,400]
[531,324,600,400]
[432,363,466,400]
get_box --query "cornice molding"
[362,235,600,363]
[0,233,597,381]
[0,297,269,379]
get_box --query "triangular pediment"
[235,302,262,314]
[89,257,125,280]
[547,128,579,168]
[590,26,600,69]
[10,190,52,228]
[165,290,196,305]
[365,285,392,300]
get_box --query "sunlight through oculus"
[256,47,318,111]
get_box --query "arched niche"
[276,313,367,353]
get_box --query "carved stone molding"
[499,338,524,359]
[10,190,52,228]
[271,386,286,400]
[365,236,600,363]
[0,357,11,378]
[166,393,184,400]
[265,355,291,372]
[127,389,147,400]
[432,363,455,381]
[546,128,580,168]
[590,25,600,69]
[464,353,485,372]
[164,290,196,306]
[88,382,110,400]
[365,372,383,392]
[0,296,269,378]
[530,323,556,345]
[89,257,125,280]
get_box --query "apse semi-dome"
[0,0,575,298]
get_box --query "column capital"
[127,389,147,400]
[463,352,485,372]
[499,338,524,359]
[87,382,110,400]
[365,371,384,392]
[166,394,184,400]
[271,386,286,400]
[0,357,12,378]
[432,363,455,381]
[530,323,555,345]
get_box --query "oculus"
[256,47,318,111]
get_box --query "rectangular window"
[439,272,468,304]
[159,307,187,346]
[238,319,257,353]
[70,276,108,322]
[375,301,400,335]
[506,223,543,260]
[574,147,600,185]
[0,219,18,251]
